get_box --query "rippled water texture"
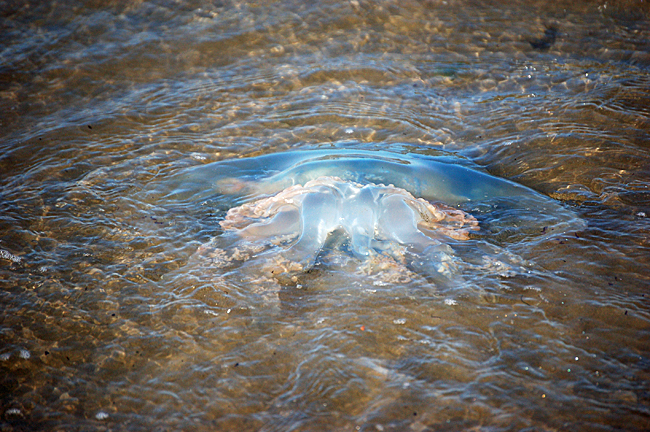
[1,0,649,430]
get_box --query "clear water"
[1,0,649,430]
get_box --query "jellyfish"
[142,149,585,285]
[201,176,479,284]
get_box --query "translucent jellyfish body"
[142,150,585,285]
[207,177,478,284]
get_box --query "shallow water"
[1,0,649,430]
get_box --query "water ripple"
[1,0,650,430]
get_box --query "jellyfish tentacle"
[342,186,379,258]
[406,243,460,288]
[377,194,438,253]
[239,205,300,240]
[284,187,341,268]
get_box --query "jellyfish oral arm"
[377,194,440,253]
[284,188,341,266]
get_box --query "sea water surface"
[1,0,649,430]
